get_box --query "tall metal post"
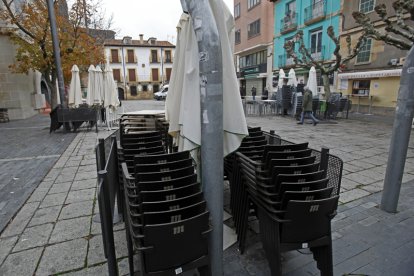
[46,0,66,107]
[381,46,414,213]
[182,0,223,274]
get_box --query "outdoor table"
[349,94,373,114]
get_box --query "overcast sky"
[101,0,234,43]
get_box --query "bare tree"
[284,27,366,99]
[353,0,414,50]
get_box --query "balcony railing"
[278,54,295,68]
[304,0,326,25]
[280,12,297,34]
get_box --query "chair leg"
[310,244,333,276]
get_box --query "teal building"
[273,0,341,77]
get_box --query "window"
[165,50,172,63]
[286,1,296,17]
[128,69,136,82]
[142,85,148,91]
[113,69,120,82]
[247,0,260,10]
[310,29,322,54]
[234,3,240,19]
[239,50,266,69]
[166,68,172,81]
[359,0,375,13]
[248,19,260,38]
[111,49,119,63]
[130,85,137,96]
[352,80,371,95]
[356,38,372,63]
[153,84,159,92]
[152,68,159,81]
[151,50,158,63]
[235,29,241,44]
[127,49,135,63]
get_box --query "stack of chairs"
[230,127,342,276]
[121,150,211,275]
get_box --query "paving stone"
[26,188,49,203]
[29,205,61,227]
[39,192,67,208]
[55,173,76,183]
[65,160,82,167]
[402,173,414,183]
[36,238,88,275]
[358,216,380,227]
[339,189,371,204]
[0,236,18,265]
[77,164,97,174]
[0,202,40,238]
[347,159,377,170]
[13,223,53,252]
[74,171,96,181]
[71,179,97,191]
[37,181,54,190]
[343,163,364,173]
[360,201,378,209]
[66,188,96,204]
[49,216,91,243]
[59,200,94,220]
[0,247,43,275]
[48,182,72,195]
[344,172,377,185]
[361,181,384,193]
[340,178,359,191]
[88,230,128,265]
[81,158,96,166]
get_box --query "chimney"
[139,34,144,44]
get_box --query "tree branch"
[1,0,36,39]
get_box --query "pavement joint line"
[0,126,49,130]
[0,155,61,162]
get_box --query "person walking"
[298,87,319,126]
[251,86,257,101]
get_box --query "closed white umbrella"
[287,68,298,87]
[86,65,95,105]
[68,65,82,108]
[103,65,120,109]
[165,0,248,157]
[94,65,103,104]
[307,66,318,97]
[278,69,285,89]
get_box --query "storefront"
[240,65,267,98]
[338,69,402,115]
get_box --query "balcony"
[310,46,325,61]
[280,12,297,34]
[164,58,172,63]
[278,54,295,68]
[304,0,326,25]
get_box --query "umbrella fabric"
[103,65,120,109]
[278,69,285,89]
[68,65,82,108]
[307,66,318,97]
[86,65,95,105]
[166,0,248,157]
[287,68,298,87]
[94,65,103,104]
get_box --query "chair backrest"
[265,148,313,161]
[266,156,316,169]
[270,163,320,183]
[273,170,325,188]
[140,192,204,212]
[135,166,195,182]
[134,151,191,165]
[263,142,309,159]
[142,201,207,225]
[123,145,165,156]
[141,211,210,273]
[279,186,333,209]
[280,196,339,243]
[134,158,193,174]
[134,174,198,191]
[121,140,163,149]
[277,178,329,196]
[139,183,201,202]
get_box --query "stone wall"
[0,35,37,120]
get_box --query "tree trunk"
[322,74,331,100]
[43,72,58,108]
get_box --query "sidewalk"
[0,108,413,275]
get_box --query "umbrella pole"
[183,0,224,274]
[46,0,66,107]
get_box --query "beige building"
[234,0,275,97]
[338,0,409,115]
[104,35,175,100]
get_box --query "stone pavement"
[0,114,76,232]
[0,101,413,275]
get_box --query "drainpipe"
[121,45,127,100]
[46,0,66,107]
[181,0,224,274]
[381,46,414,212]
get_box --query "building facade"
[234,0,275,97]
[104,35,175,100]
[272,0,341,94]
[338,0,408,115]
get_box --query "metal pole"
[183,0,223,274]
[381,46,414,213]
[46,0,66,107]
[121,45,127,100]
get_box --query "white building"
[104,35,175,100]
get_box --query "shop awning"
[338,69,402,79]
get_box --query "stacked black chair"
[229,127,343,276]
[121,150,211,276]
